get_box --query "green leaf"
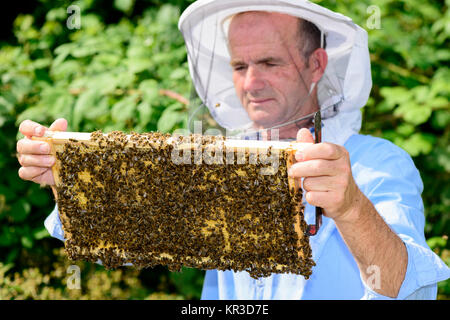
[427,236,447,250]
[91,53,121,69]
[0,185,16,202]
[7,75,33,102]
[138,79,159,102]
[428,97,449,110]
[46,8,67,21]
[50,60,81,81]
[114,0,135,13]
[50,93,75,119]
[400,133,435,157]
[111,95,138,123]
[71,44,100,58]
[156,4,179,25]
[157,103,183,133]
[380,87,413,108]
[9,199,31,223]
[21,235,33,249]
[115,72,135,90]
[33,228,50,240]
[72,89,102,130]
[125,58,152,74]
[0,96,14,114]
[396,123,415,137]
[394,102,433,125]
[89,73,121,95]
[27,185,51,207]
[53,43,75,67]
[32,58,52,69]
[16,105,48,126]
[436,146,450,172]
[169,267,204,299]
[6,170,27,193]
[84,96,110,121]
[170,68,188,80]
[137,101,153,127]
[0,227,16,246]
[412,86,430,104]
[432,110,450,129]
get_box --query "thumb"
[296,128,314,143]
[48,118,68,132]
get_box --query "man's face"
[228,12,316,130]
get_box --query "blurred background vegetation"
[0,0,448,299]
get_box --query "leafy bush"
[0,247,186,299]
[0,0,448,299]
[0,0,203,300]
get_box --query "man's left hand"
[288,128,364,223]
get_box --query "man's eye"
[233,66,246,71]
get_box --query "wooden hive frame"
[34,131,315,279]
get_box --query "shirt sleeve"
[44,204,66,242]
[353,138,450,300]
[201,270,220,299]
[361,234,444,300]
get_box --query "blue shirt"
[44,134,450,299]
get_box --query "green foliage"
[8,1,191,135]
[1,0,197,300]
[427,236,450,299]
[0,248,184,299]
[0,0,448,299]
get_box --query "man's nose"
[243,65,265,92]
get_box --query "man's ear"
[308,48,328,83]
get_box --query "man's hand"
[289,129,407,298]
[17,118,67,187]
[288,128,364,223]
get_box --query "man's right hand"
[17,118,68,187]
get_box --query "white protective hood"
[178,0,372,146]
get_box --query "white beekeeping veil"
[178,0,372,146]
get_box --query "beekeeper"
[16,0,449,300]
[177,0,450,299]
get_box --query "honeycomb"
[42,130,315,279]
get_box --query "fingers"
[17,138,51,155]
[304,190,329,208]
[288,159,336,178]
[16,138,55,185]
[18,154,55,168]
[17,119,60,186]
[303,176,336,192]
[295,142,345,162]
[18,166,49,183]
[296,128,314,143]
[19,118,67,139]
[49,118,68,132]
[18,166,55,185]
[19,120,48,138]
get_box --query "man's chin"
[250,117,281,130]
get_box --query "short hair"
[297,19,326,61]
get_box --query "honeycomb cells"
[55,131,315,279]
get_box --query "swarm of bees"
[54,130,315,279]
